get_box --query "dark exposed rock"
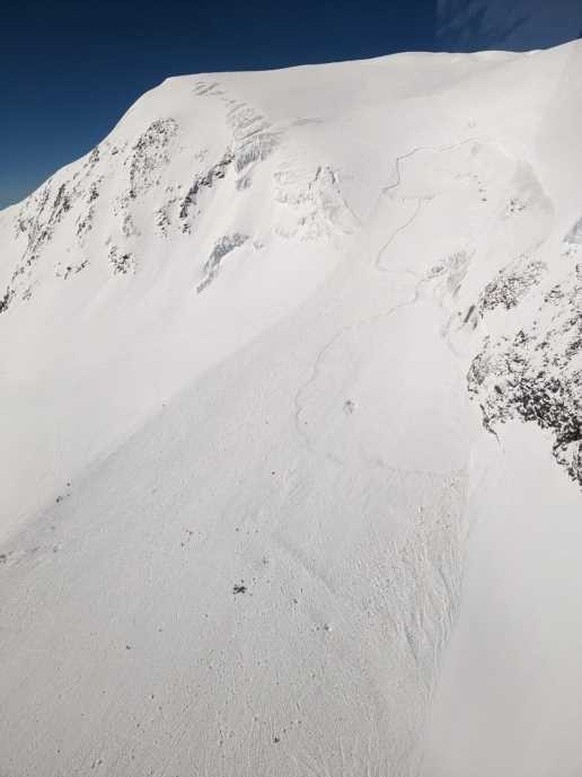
[468,273,582,486]
[179,150,234,227]
[197,233,248,293]
[478,258,545,313]
[128,118,178,199]
[88,182,100,203]
[109,246,134,275]
[0,288,14,314]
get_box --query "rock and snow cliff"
[1,40,582,777]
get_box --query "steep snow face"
[0,71,361,534]
[1,40,582,777]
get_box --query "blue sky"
[1,0,580,209]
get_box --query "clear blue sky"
[1,0,580,208]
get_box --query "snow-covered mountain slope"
[1,40,582,777]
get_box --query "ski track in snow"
[293,136,501,470]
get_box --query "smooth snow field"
[1,40,582,777]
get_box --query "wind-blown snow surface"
[1,41,582,777]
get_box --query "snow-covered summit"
[1,40,582,777]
